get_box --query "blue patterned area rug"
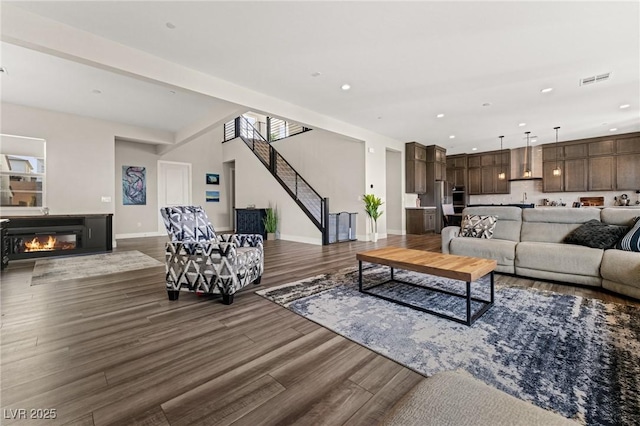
[256,266,640,426]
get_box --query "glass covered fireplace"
[17,233,78,253]
[9,228,83,259]
[1,214,112,262]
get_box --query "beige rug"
[31,250,163,285]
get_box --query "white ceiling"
[3,1,640,153]
[0,42,237,133]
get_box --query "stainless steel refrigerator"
[419,180,453,233]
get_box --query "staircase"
[225,116,330,244]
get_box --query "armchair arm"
[217,234,264,248]
[441,226,461,254]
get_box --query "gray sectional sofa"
[442,206,640,299]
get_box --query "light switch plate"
[101,196,111,203]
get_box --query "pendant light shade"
[552,126,562,177]
[523,131,532,178]
[498,136,506,180]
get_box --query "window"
[0,134,46,209]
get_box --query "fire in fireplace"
[23,234,77,252]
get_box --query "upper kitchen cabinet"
[541,132,640,192]
[446,154,467,188]
[467,149,510,195]
[405,142,427,193]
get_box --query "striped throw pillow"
[615,216,640,252]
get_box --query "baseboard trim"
[386,229,406,235]
[278,234,322,245]
[116,231,165,239]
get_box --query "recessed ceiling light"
[91,89,102,94]
[540,87,554,93]
[436,113,445,118]
[619,104,630,109]
[311,71,322,77]
[472,147,478,151]
[482,102,492,107]
[609,128,618,132]
[341,84,351,91]
[449,135,455,139]
[518,123,526,127]
[166,22,176,29]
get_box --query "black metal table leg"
[390,267,394,281]
[466,281,472,326]
[358,260,363,292]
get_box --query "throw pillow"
[615,217,640,252]
[563,219,629,249]
[460,215,497,239]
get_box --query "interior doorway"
[157,160,192,233]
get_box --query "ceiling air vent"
[580,72,611,86]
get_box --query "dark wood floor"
[1,234,637,425]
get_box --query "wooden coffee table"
[356,247,497,326]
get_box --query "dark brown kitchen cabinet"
[406,159,427,193]
[446,154,467,188]
[406,208,435,234]
[616,136,640,154]
[588,156,615,191]
[564,158,588,192]
[468,167,481,195]
[406,142,427,193]
[541,131,640,192]
[467,149,510,195]
[616,153,640,190]
[543,161,564,192]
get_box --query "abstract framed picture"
[206,173,220,185]
[122,165,146,205]
[205,191,220,202]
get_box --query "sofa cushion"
[601,249,640,293]
[601,207,640,226]
[450,237,516,273]
[462,207,522,242]
[615,218,640,252]
[516,241,603,278]
[521,208,601,243]
[460,215,497,238]
[563,219,629,249]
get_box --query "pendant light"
[498,136,506,180]
[552,126,562,177]
[523,131,532,178]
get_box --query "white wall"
[1,103,172,222]
[272,129,367,239]
[115,124,232,237]
[222,138,321,244]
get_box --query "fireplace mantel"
[0,214,113,261]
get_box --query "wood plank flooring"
[1,234,637,425]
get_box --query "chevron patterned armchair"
[160,205,264,305]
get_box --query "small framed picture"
[206,173,220,185]
[206,191,220,202]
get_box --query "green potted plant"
[263,204,278,240]
[362,194,383,242]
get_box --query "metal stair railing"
[267,117,311,142]
[224,116,330,244]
